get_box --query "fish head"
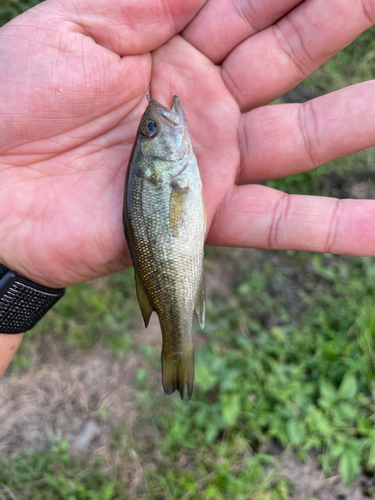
[137,95,189,160]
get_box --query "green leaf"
[339,448,361,485]
[368,443,375,468]
[135,368,148,383]
[221,394,240,426]
[286,418,305,445]
[270,326,286,342]
[336,402,358,421]
[338,374,357,400]
[319,380,337,404]
[330,442,344,460]
[100,482,116,500]
[195,364,218,392]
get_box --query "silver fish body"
[123,96,205,401]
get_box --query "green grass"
[0,0,43,26]
[0,441,119,500]
[303,26,375,94]
[127,252,375,494]
[10,269,138,374]
[2,2,375,499]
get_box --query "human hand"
[1,0,375,289]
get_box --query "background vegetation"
[2,2,375,499]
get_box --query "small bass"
[123,95,205,401]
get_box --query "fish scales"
[123,96,205,401]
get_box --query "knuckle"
[273,20,313,79]
[356,0,375,25]
[298,100,321,169]
[268,192,291,250]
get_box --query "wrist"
[0,265,65,333]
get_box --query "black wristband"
[0,265,65,334]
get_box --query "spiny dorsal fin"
[195,271,205,329]
[135,270,153,327]
[169,181,189,237]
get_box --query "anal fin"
[135,270,153,327]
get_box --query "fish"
[123,95,206,401]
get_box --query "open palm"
[1,0,375,289]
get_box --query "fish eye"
[147,121,157,134]
[141,119,159,138]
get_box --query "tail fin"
[161,345,194,401]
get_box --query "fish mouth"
[147,95,184,127]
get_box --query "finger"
[208,184,375,256]
[182,0,302,64]
[0,0,206,152]
[53,0,205,55]
[237,80,375,184]
[4,0,205,55]
[221,0,375,111]
[0,11,151,153]
[0,333,23,378]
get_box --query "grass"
[6,251,375,497]
[2,3,375,499]
[130,251,375,495]
[10,269,138,374]
[0,0,42,26]
[0,440,118,500]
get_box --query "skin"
[1,0,375,374]
[0,334,23,377]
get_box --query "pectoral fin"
[169,181,189,237]
[195,272,205,329]
[135,270,153,327]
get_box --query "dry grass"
[0,349,139,456]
